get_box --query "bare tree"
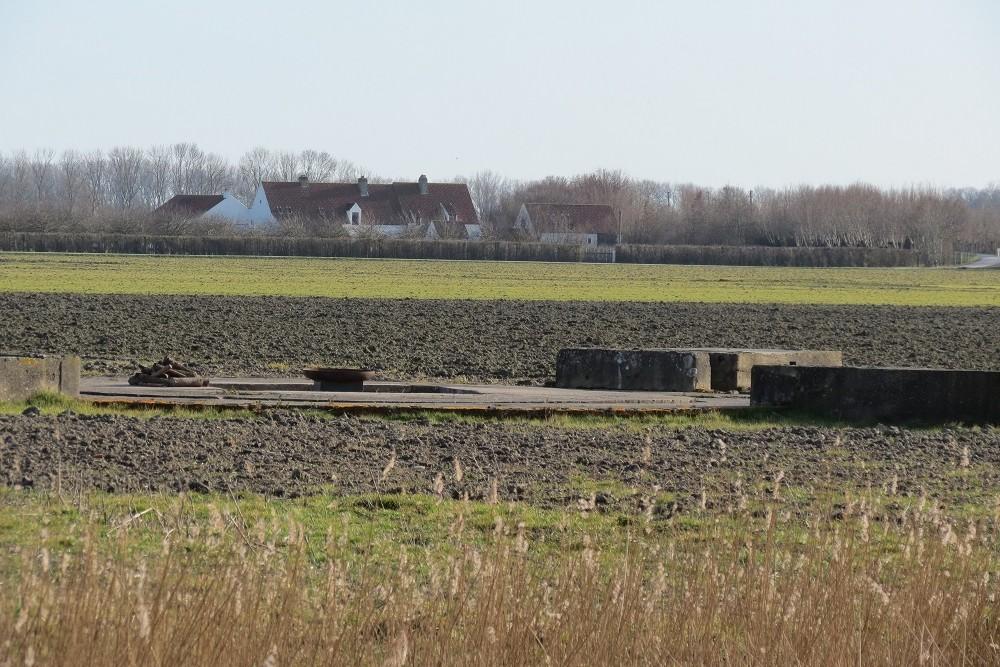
[58,150,84,215]
[333,160,366,182]
[200,153,234,194]
[143,146,173,207]
[298,150,337,181]
[10,151,31,209]
[237,147,275,199]
[107,146,144,210]
[274,151,301,181]
[29,148,55,207]
[465,170,513,237]
[0,153,12,208]
[170,142,206,194]
[82,150,107,216]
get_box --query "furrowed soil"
[1,293,996,381]
[1,413,997,509]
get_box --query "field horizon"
[2,251,998,306]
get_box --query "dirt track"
[1,293,996,381]
[2,412,997,508]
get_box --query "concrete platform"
[79,376,750,416]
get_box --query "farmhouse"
[153,193,251,224]
[248,175,481,239]
[513,203,619,245]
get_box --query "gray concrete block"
[698,348,843,392]
[751,365,1000,424]
[556,348,711,392]
[0,355,81,402]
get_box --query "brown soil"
[2,412,997,509]
[0,294,996,381]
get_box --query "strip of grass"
[0,489,646,568]
[2,252,998,305]
[0,484,977,569]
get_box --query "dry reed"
[2,495,998,666]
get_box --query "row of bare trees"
[468,169,999,251]
[0,145,369,222]
[0,146,997,251]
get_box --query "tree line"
[0,145,996,252]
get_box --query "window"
[351,211,360,225]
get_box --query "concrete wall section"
[556,348,711,392]
[751,365,1000,424]
[0,356,81,402]
[705,349,843,392]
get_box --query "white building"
[153,193,252,225]
[248,175,481,239]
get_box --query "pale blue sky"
[1,0,997,187]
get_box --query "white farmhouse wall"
[246,184,277,227]
[202,193,251,225]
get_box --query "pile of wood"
[128,357,210,387]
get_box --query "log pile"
[128,357,210,387]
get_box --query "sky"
[0,0,997,188]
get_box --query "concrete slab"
[751,365,1000,424]
[0,355,80,402]
[79,376,750,415]
[556,349,711,392]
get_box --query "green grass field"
[1,252,997,305]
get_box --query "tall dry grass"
[2,500,998,666]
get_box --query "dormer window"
[351,211,360,225]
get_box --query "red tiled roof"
[393,182,478,224]
[262,180,479,224]
[262,182,396,222]
[154,194,225,217]
[523,203,618,236]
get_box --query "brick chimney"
[418,174,428,195]
[358,176,369,197]
[298,174,309,189]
